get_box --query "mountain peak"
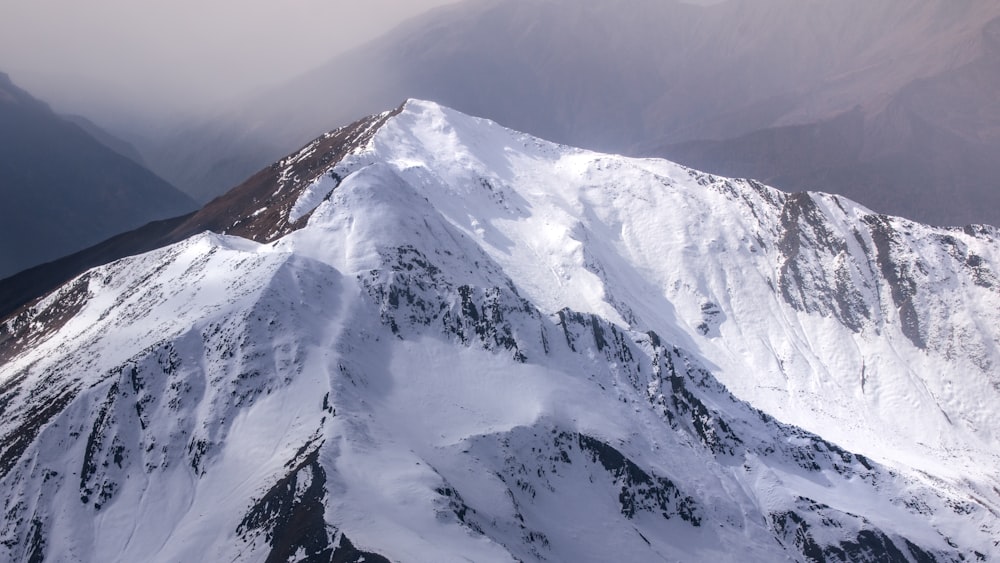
[2,101,999,561]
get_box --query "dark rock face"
[238,448,390,563]
[576,433,699,524]
[771,505,945,563]
[777,192,870,333]
[0,72,197,280]
[863,214,924,349]
[361,243,534,362]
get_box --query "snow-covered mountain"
[2,100,999,562]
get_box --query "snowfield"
[1,100,998,562]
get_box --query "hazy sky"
[0,0,459,119]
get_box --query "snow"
[356,100,1000,480]
[1,99,999,561]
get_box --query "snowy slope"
[1,100,999,562]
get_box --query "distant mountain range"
[654,8,1000,227]
[0,72,196,280]
[130,0,1000,228]
[2,100,998,561]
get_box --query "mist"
[0,0,459,126]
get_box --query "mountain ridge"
[1,100,997,561]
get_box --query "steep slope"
[1,101,998,561]
[0,72,197,280]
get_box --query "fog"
[0,0,458,124]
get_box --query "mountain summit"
[1,100,998,561]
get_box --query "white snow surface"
[1,99,999,562]
[359,101,1000,478]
